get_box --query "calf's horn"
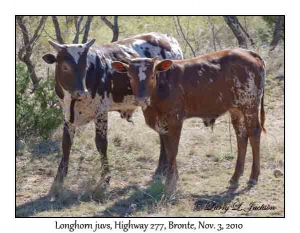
[84,38,96,49]
[48,40,64,52]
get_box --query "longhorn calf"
[112,48,266,196]
[42,32,184,199]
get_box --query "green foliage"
[262,16,278,28]
[257,27,272,45]
[16,64,63,139]
[262,16,284,39]
[147,182,164,199]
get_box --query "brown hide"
[114,48,266,196]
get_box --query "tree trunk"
[52,16,65,44]
[237,17,255,47]
[224,16,247,48]
[101,16,119,42]
[270,16,284,51]
[111,16,119,42]
[82,16,94,43]
[52,16,94,44]
[17,16,47,90]
[23,56,39,88]
[73,16,84,44]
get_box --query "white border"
[2,0,297,232]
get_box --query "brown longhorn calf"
[112,48,266,196]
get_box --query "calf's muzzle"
[71,90,88,100]
[135,97,150,109]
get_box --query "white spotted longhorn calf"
[42,32,184,199]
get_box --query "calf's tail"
[247,50,266,133]
[260,90,266,133]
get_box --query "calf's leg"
[229,109,248,188]
[93,111,110,199]
[162,124,182,197]
[50,121,76,198]
[154,134,168,177]
[244,110,262,185]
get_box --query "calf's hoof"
[228,179,239,190]
[154,166,168,177]
[153,174,162,183]
[49,182,63,201]
[93,176,111,202]
[93,186,107,202]
[247,178,258,186]
[164,177,178,199]
[152,172,166,184]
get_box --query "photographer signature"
[195,200,276,214]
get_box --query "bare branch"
[16,16,29,61]
[53,16,94,44]
[223,16,247,48]
[100,16,114,29]
[112,16,119,42]
[175,16,196,57]
[16,16,30,48]
[243,16,248,34]
[270,16,284,51]
[42,28,57,41]
[28,16,47,46]
[73,16,84,44]
[207,16,217,51]
[74,16,84,30]
[215,26,224,50]
[51,16,64,44]
[17,16,47,89]
[182,17,191,54]
[65,16,73,27]
[101,16,119,42]
[236,19,255,47]
[82,16,93,43]
[172,16,181,37]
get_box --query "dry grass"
[16,55,284,217]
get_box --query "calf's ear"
[156,60,173,72]
[111,61,129,73]
[42,54,56,64]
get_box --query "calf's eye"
[62,64,69,72]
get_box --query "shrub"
[16,64,63,139]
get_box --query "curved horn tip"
[85,38,96,48]
[48,40,59,45]
[48,40,63,52]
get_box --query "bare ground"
[16,78,284,217]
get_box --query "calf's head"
[112,57,173,108]
[42,39,96,100]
